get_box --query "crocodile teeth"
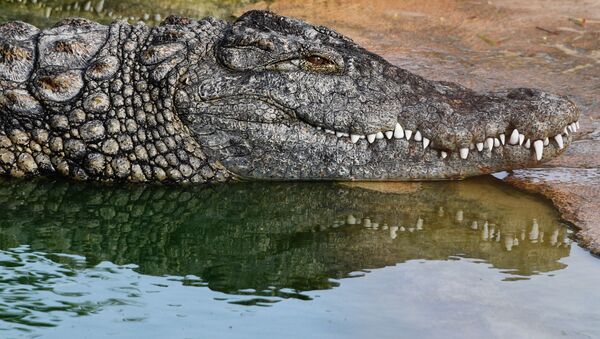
[543,137,549,146]
[384,131,393,139]
[336,131,348,137]
[414,131,422,141]
[485,138,494,151]
[476,143,484,152]
[509,129,519,145]
[367,133,376,143]
[518,134,525,146]
[325,129,334,134]
[499,134,506,145]
[376,131,384,139]
[571,122,578,132]
[459,148,469,159]
[554,134,564,149]
[494,138,500,148]
[423,138,430,149]
[525,139,531,149]
[350,134,361,143]
[441,151,448,159]
[394,123,404,139]
[405,130,413,140]
[564,127,569,135]
[534,140,544,160]
[576,121,580,129]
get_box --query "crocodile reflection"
[0,177,570,299]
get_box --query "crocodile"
[0,10,580,184]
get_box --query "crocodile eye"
[305,55,333,66]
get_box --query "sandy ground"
[245,0,600,253]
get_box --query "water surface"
[0,0,253,27]
[0,177,599,338]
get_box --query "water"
[0,0,254,27]
[0,177,599,338]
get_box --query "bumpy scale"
[0,11,579,184]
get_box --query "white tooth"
[571,122,577,132]
[376,131,384,139]
[509,129,519,144]
[347,215,356,225]
[476,142,484,151]
[567,124,573,133]
[414,131,422,141]
[394,123,405,139]
[423,137,430,149]
[456,210,463,222]
[485,138,494,150]
[441,151,448,159]
[494,138,500,148]
[525,139,531,149]
[325,129,334,134]
[554,134,564,149]
[350,134,361,143]
[459,147,469,159]
[564,127,569,135]
[576,121,580,129]
[385,131,393,139]
[367,134,376,143]
[499,133,505,145]
[518,134,525,145]
[469,143,475,150]
[405,130,413,140]
[544,137,549,146]
[316,126,322,130]
[533,140,544,161]
[335,131,344,137]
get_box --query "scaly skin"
[0,11,580,184]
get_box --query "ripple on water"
[0,176,594,337]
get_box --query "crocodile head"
[177,10,580,181]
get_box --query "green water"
[2,1,600,338]
[0,0,254,27]
[0,177,599,338]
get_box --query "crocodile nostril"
[507,88,536,100]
